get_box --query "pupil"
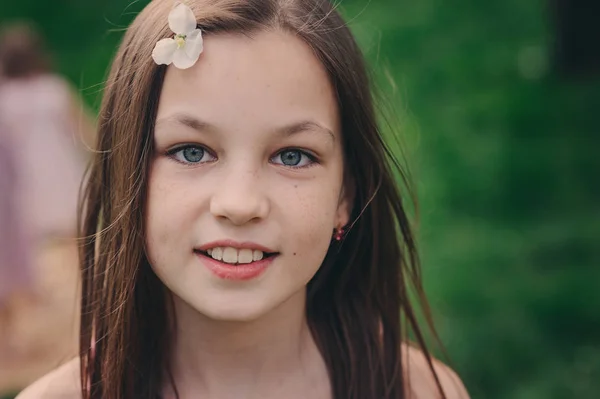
[183,147,203,163]
[281,150,301,166]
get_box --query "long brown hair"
[79,0,446,398]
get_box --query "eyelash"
[275,147,319,169]
[165,144,319,169]
[165,145,216,165]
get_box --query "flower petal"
[172,48,198,70]
[184,29,204,59]
[168,3,197,35]
[152,38,177,65]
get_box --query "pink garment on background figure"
[0,134,31,302]
[0,74,87,239]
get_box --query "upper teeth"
[207,247,264,264]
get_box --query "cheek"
[283,183,339,263]
[144,163,194,264]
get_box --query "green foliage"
[2,0,598,397]
[341,1,600,397]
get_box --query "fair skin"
[148,29,345,399]
[17,30,469,399]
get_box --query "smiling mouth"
[194,248,279,266]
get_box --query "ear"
[335,178,354,228]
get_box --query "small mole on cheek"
[294,185,298,189]
[293,252,297,256]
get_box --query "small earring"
[333,227,345,241]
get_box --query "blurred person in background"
[0,22,95,382]
[0,22,96,242]
[0,124,31,360]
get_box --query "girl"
[18,1,469,398]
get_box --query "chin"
[185,294,275,323]
[202,308,266,323]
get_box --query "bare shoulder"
[402,343,470,399]
[15,357,81,399]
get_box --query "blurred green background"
[1,0,598,398]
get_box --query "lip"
[195,251,276,281]
[196,239,277,254]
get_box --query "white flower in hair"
[152,2,204,69]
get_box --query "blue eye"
[168,145,215,164]
[272,149,316,168]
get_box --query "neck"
[166,290,329,399]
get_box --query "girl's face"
[146,30,350,321]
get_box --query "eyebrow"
[155,113,336,143]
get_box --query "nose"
[209,163,270,226]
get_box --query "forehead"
[157,30,340,135]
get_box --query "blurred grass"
[2,0,599,398]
